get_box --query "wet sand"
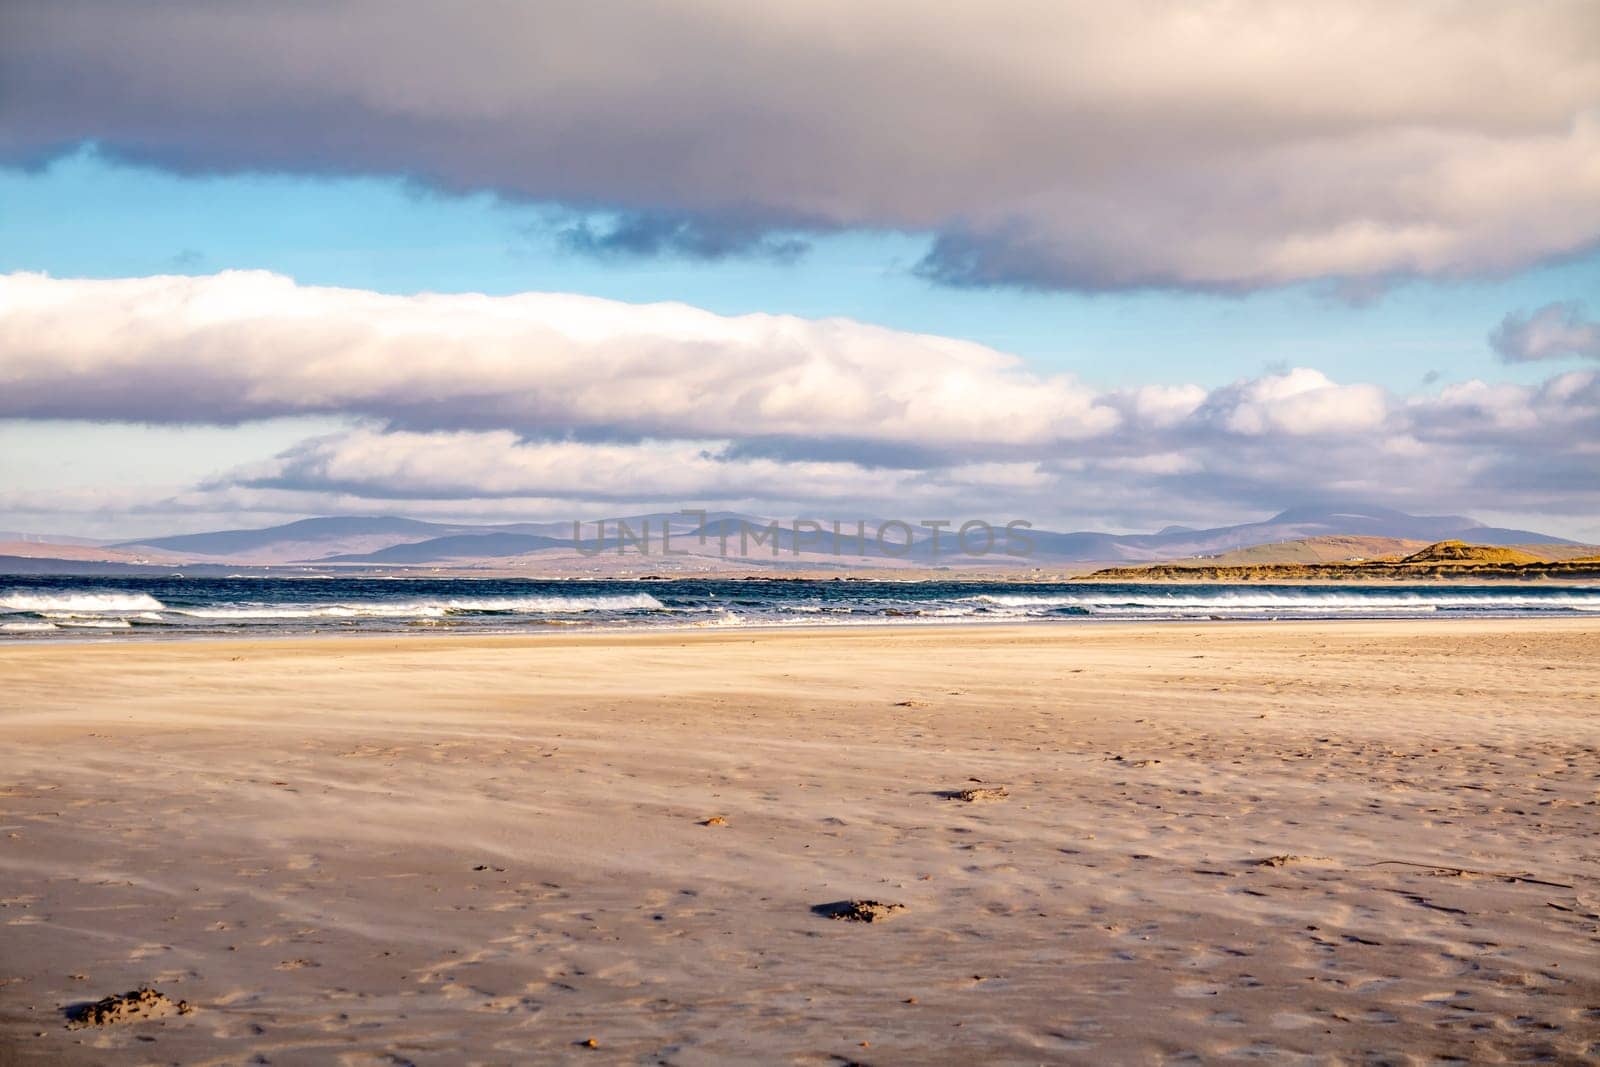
[0,620,1596,1064]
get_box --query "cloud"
[4,1,1598,291]
[217,376,1600,529]
[193,365,1597,527]
[2,270,1596,529]
[0,270,1118,450]
[557,212,811,263]
[224,429,933,505]
[1490,301,1600,362]
[1200,369,1388,437]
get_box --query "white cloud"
[4,1,1598,290]
[0,271,1117,450]
[1121,384,1208,429]
[2,271,1596,532]
[1209,369,1389,436]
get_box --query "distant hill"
[1089,541,1600,581]
[1529,544,1600,562]
[1100,505,1573,559]
[978,506,1576,566]
[11,503,1574,571]
[1156,536,1428,566]
[112,512,769,565]
[318,532,570,564]
[114,516,462,559]
[0,530,110,547]
[0,541,185,565]
[1398,541,1543,566]
[1170,536,1592,568]
[0,555,242,576]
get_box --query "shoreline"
[4,611,1600,652]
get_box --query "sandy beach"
[0,620,1596,1064]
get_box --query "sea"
[1,574,1597,641]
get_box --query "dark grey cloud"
[556,211,811,263]
[1490,301,1600,362]
[716,436,954,471]
[4,1,1598,291]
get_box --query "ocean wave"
[0,590,165,613]
[963,591,1600,612]
[441,593,666,613]
[174,593,667,619]
[176,604,449,620]
[694,609,746,627]
[5,579,1597,642]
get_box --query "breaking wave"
[964,591,1600,613]
[0,591,165,613]
[3,577,1596,641]
[174,593,666,619]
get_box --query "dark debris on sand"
[935,786,1009,802]
[812,900,906,922]
[64,987,193,1028]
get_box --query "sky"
[1,1,1597,541]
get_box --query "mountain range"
[0,504,1579,576]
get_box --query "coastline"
[4,608,1600,650]
[6,575,1598,648]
